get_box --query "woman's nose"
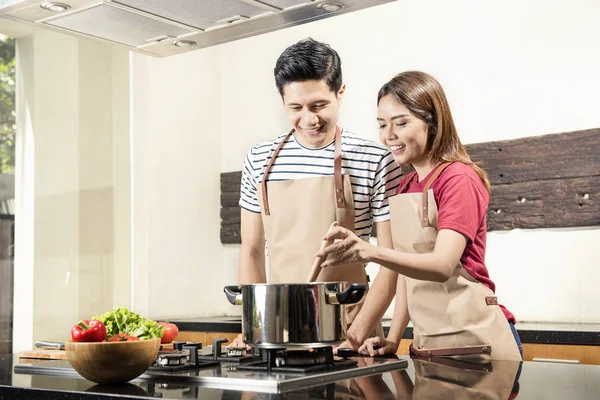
[384,127,397,140]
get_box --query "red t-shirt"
[398,162,516,324]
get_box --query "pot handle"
[327,283,367,305]
[224,286,243,305]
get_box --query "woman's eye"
[395,122,407,127]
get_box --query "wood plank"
[206,332,240,346]
[174,331,206,344]
[465,128,600,185]
[523,343,600,365]
[19,349,68,360]
[488,175,600,231]
[221,225,241,244]
[221,172,242,192]
[396,339,413,355]
[221,192,240,207]
[221,206,241,225]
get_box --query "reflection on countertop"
[3,354,600,399]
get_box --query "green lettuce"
[93,306,164,340]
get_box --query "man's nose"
[301,110,319,126]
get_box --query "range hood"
[0,0,395,57]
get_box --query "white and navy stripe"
[240,129,402,241]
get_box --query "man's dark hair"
[274,38,343,96]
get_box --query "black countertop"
[168,317,600,346]
[2,354,600,399]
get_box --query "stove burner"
[275,350,326,367]
[154,351,188,366]
[226,347,247,357]
[236,346,357,374]
[196,338,262,364]
[149,342,220,372]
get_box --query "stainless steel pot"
[224,282,367,349]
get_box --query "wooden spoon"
[307,222,339,283]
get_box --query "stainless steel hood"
[0,0,395,57]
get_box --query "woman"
[317,71,522,361]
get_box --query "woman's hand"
[333,338,361,355]
[358,336,399,357]
[227,333,252,351]
[316,225,374,267]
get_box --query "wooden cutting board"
[19,342,173,360]
[19,349,68,360]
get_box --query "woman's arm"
[336,221,398,351]
[318,227,467,282]
[359,275,409,356]
[385,275,410,346]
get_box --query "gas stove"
[14,338,408,394]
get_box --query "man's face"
[282,80,345,149]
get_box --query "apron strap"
[261,127,343,216]
[333,126,345,208]
[261,130,293,215]
[421,162,453,227]
[397,172,418,194]
[410,343,492,358]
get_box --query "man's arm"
[346,220,397,346]
[238,208,266,284]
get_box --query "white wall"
[130,47,239,319]
[131,0,598,322]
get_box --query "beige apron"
[389,163,522,361]
[412,358,521,400]
[257,127,376,330]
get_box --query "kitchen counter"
[2,354,600,399]
[169,317,600,346]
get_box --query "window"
[0,33,15,355]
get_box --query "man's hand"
[358,336,399,357]
[227,333,252,351]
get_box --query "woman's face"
[377,94,430,166]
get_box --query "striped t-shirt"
[239,128,402,241]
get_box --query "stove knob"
[212,338,228,360]
[172,341,185,351]
[183,342,201,367]
[337,348,354,359]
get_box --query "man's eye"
[290,107,302,111]
[378,124,387,129]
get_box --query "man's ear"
[337,83,346,104]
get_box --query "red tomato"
[158,322,179,344]
[108,333,140,342]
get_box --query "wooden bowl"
[65,338,160,384]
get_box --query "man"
[231,38,402,349]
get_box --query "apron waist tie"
[409,344,493,358]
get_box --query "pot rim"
[240,281,348,287]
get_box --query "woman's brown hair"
[377,71,491,194]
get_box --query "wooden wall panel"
[466,128,599,185]
[220,129,600,244]
[487,176,599,231]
